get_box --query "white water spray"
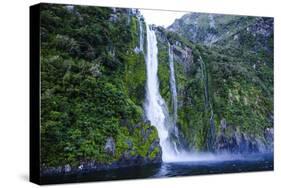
[144,24,179,162]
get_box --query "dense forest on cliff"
[40,4,161,168]
[39,4,273,172]
[162,13,273,151]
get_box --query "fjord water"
[41,153,273,184]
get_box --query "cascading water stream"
[168,43,178,124]
[168,43,181,154]
[138,16,144,52]
[199,56,216,151]
[144,24,179,162]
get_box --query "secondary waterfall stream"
[138,16,144,52]
[168,43,178,124]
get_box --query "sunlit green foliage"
[40,4,160,167]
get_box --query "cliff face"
[40,4,273,174]
[40,4,161,174]
[156,13,273,153]
[168,13,273,50]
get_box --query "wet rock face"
[172,45,193,73]
[220,119,227,130]
[109,13,118,22]
[154,26,193,73]
[109,7,140,23]
[207,115,216,152]
[104,137,116,156]
[119,145,162,166]
[248,17,273,38]
[64,164,71,173]
[124,127,162,163]
[148,139,162,162]
[41,155,162,176]
[141,127,153,142]
[168,13,221,45]
[215,119,271,154]
[168,13,273,50]
[42,136,162,176]
[264,127,274,152]
[264,128,274,142]
[217,132,251,153]
[216,134,230,151]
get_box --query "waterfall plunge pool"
[41,152,273,184]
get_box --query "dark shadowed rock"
[104,137,116,155]
[264,127,274,151]
[264,127,274,142]
[64,164,71,173]
[141,127,153,142]
[173,45,193,72]
[220,118,227,130]
[148,139,162,161]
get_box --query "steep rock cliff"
[156,12,273,152]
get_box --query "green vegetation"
[156,16,273,150]
[40,4,160,168]
[40,4,273,169]
[157,39,172,111]
[199,44,273,136]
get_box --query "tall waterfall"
[144,24,179,162]
[168,43,178,123]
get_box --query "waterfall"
[168,43,178,123]
[143,23,220,162]
[199,56,209,107]
[199,56,216,151]
[144,24,179,162]
[138,16,144,52]
[168,43,182,155]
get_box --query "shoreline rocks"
[41,156,162,176]
[215,119,273,154]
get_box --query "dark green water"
[41,153,273,184]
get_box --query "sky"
[140,9,188,28]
